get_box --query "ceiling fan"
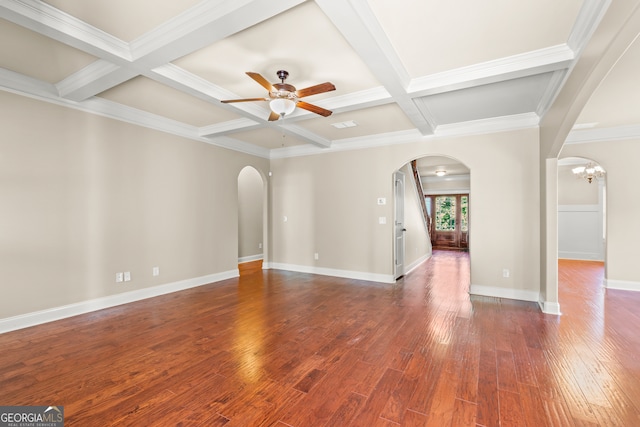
[221,70,336,121]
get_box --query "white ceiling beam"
[408,45,575,98]
[56,60,139,100]
[277,123,332,148]
[0,67,58,98]
[315,0,436,135]
[0,0,132,61]
[1,0,305,102]
[199,119,261,137]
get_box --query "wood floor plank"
[450,398,476,427]
[350,367,404,427]
[476,349,500,427]
[0,253,639,426]
[323,392,367,427]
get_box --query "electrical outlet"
[115,272,124,283]
[124,271,131,282]
[152,267,159,276]
[503,269,510,278]
[258,243,262,249]
[314,253,319,260]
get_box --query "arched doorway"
[557,157,606,264]
[395,155,471,280]
[419,157,470,252]
[237,166,265,273]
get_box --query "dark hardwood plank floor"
[1,252,639,426]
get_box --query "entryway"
[426,194,469,250]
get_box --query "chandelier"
[572,162,605,183]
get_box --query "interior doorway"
[395,155,471,284]
[418,156,470,252]
[394,171,406,279]
[557,156,607,272]
[237,166,265,272]
[427,194,469,250]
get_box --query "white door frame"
[394,171,406,279]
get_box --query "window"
[435,196,456,231]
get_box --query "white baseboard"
[605,278,640,291]
[469,284,540,303]
[267,263,395,284]
[558,252,603,261]
[238,254,264,264]
[538,300,562,315]
[0,269,239,334]
[405,253,431,275]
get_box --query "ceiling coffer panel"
[417,73,556,126]
[0,0,634,157]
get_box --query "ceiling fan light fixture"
[269,98,296,117]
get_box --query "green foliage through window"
[435,195,468,232]
[435,196,456,231]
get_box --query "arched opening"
[237,166,266,275]
[557,157,606,261]
[395,155,471,285]
[557,156,607,300]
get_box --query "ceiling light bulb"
[269,98,296,117]
[435,170,447,177]
[572,166,586,174]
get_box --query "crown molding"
[0,68,58,97]
[565,124,640,144]
[0,0,131,61]
[270,112,544,159]
[567,0,612,53]
[536,69,568,118]
[408,45,574,97]
[130,0,305,61]
[199,118,261,137]
[435,112,540,137]
[315,86,392,112]
[207,136,271,158]
[56,60,132,99]
[269,129,421,159]
[280,124,332,148]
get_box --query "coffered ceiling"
[1,0,637,159]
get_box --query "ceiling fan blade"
[296,101,333,117]
[296,82,336,98]
[220,98,268,103]
[268,111,281,121]
[246,72,275,92]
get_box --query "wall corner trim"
[0,269,239,334]
[538,299,562,315]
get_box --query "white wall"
[0,91,269,322]
[400,163,432,272]
[0,88,546,327]
[270,128,541,301]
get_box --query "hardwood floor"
[1,252,639,426]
